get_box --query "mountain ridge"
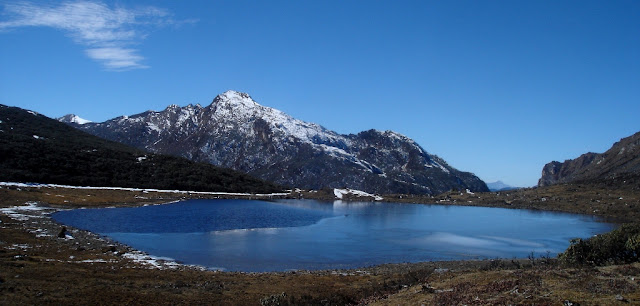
[60,90,488,195]
[538,131,640,187]
[0,104,282,193]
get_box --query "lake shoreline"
[1,181,639,304]
[52,197,607,272]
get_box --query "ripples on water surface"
[52,199,615,272]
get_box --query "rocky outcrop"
[538,131,640,187]
[61,91,488,195]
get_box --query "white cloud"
[86,47,146,70]
[0,1,191,70]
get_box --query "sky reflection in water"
[52,199,614,272]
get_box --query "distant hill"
[486,181,519,192]
[538,131,640,187]
[0,104,283,193]
[60,90,488,195]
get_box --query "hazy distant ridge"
[486,181,519,192]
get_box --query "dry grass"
[388,179,640,223]
[0,185,295,209]
[0,186,441,305]
[0,210,432,305]
[2,181,640,305]
[371,262,640,305]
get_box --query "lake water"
[52,199,615,272]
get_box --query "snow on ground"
[0,202,62,243]
[333,188,383,201]
[30,228,51,238]
[7,244,31,250]
[0,198,212,271]
[0,201,52,221]
[80,259,111,263]
[122,251,191,270]
[0,182,290,197]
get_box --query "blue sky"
[1,0,638,187]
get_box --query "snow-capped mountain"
[60,91,488,194]
[57,114,91,125]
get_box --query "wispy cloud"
[86,47,145,70]
[0,1,194,70]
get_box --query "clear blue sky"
[1,0,639,187]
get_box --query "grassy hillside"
[0,105,283,193]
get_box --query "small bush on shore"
[559,224,640,266]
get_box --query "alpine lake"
[52,199,615,272]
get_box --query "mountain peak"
[222,90,251,99]
[377,130,411,141]
[211,90,258,108]
[66,91,489,195]
[58,114,91,125]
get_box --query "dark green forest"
[0,105,283,193]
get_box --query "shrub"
[559,224,640,266]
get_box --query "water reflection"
[53,199,615,272]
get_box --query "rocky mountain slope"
[0,104,282,193]
[538,131,640,187]
[60,91,488,195]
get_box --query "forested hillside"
[0,105,283,193]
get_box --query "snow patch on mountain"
[317,144,376,172]
[146,122,161,133]
[57,114,92,125]
[425,160,450,173]
[210,90,345,146]
[65,90,489,195]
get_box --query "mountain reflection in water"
[52,199,614,272]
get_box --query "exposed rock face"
[60,91,488,195]
[538,131,640,187]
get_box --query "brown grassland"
[1,178,640,305]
